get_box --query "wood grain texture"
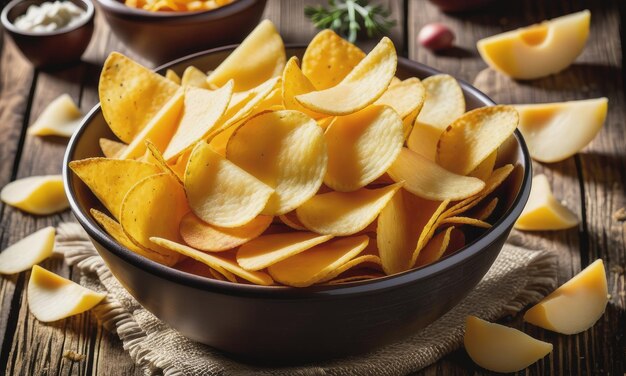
[0,0,624,375]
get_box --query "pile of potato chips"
[71,20,518,287]
[124,0,234,12]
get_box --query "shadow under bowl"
[63,45,532,363]
[1,0,94,67]
[94,0,267,64]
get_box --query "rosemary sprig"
[305,0,396,43]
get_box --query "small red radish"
[418,23,455,51]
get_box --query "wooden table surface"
[0,0,624,374]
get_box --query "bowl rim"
[63,44,532,299]
[95,0,260,20]
[1,0,95,37]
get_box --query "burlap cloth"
[55,222,557,376]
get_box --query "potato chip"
[237,232,333,271]
[181,66,211,89]
[374,77,425,119]
[406,121,441,161]
[409,197,451,268]
[0,226,55,274]
[296,183,402,236]
[324,105,403,192]
[179,212,272,252]
[417,74,465,130]
[281,57,324,119]
[118,89,185,160]
[401,106,420,139]
[414,226,455,267]
[387,148,485,201]
[100,52,179,143]
[318,254,382,284]
[70,158,160,220]
[28,265,106,322]
[176,257,239,282]
[302,29,365,90]
[439,216,492,229]
[437,105,519,175]
[27,94,83,137]
[471,197,499,221]
[145,140,182,183]
[165,69,181,84]
[162,82,233,161]
[91,209,178,266]
[185,142,274,227]
[278,211,307,231]
[208,76,281,141]
[120,173,188,259]
[150,237,274,285]
[469,151,497,181]
[99,138,126,158]
[1,175,69,215]
[171,148,191,178]
[296,37,397,115]
[207,20,286,92]
[267,235,369,287]
[376,189,414,274]
[443,164,514,218]
[226,110,327,215]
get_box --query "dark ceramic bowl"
[95,0,266,64]
[64,45,532,363]
[1,0,94,67]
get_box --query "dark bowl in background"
[1,0,94,67]
[94,0,266,64]
[63,45,532,363]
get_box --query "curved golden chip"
[278,211,307,231]
[120,173,188,259]
[100,52,179,143]
[92,209,178,266]
[324,105,403,192]
[469,150,497,181]
[437,105,519,175]
[281,56,324,119]
[319,254,381,284]
[69,158,160,220]
[267,235,369,287]
[302,29,365,90]
[296,37,397,115]
[0,227,55,274]
[439,216,491,229]
[414,226,455,267]
[296,183,402,236]
[162,82,233,161]
[150,237,274,286]
[181,66,211,89]
[28,265,106,322]
[179,212,272,252]
[185,142,274,227]
[374,77,425,118]
[387,148,485,201]
[145,140,182,184]
[376,189,414,274]
[406,121,441,161]
[226,110,327,215]
[165,69,181,84]
[207,20,286,92]
[1,175,69,215]
[417,74,465,130]
[237,232,333,271]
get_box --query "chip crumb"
[63,350,86,362]
[612,207,626,221]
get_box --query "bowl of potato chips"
[64,22,531,361]
[95,0,266,63]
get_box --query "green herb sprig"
[305,0,396,43]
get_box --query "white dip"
[14,1,86,32]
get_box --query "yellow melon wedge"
[464,316,553,373]
[27,94,83,137]
[515,98,608,163]
[514,174,578,230]
[477,10,590,79]
[28,265,106,322]
[0,227,55,274]
[524,259,608,334]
